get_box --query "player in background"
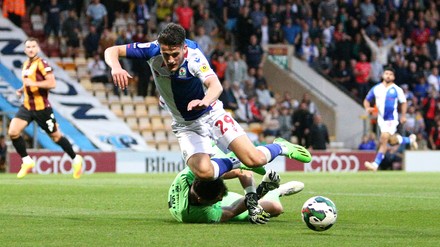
[168,144,304,224]
[363,67,418,171]
[8,38,83,179]
[105,23,311,223]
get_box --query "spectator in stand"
[83,25,100,58]
[427,66,440,93]
[245,35,266,70]
[281,18,301,46]
[219,80,238,111]
[196,10,219,39]
[333,22,352,62]
[370,54,384,85]
[300,37,319,66]
[88,52,109,84]
[134,0,152,34]
[250,1,265,30]
[263,106,281,137]
[331,60,353,92]
[255,16,270,47]
[255,80,274,111]
[267,3,282,28]
[99,28,117,54]
[0,134,6,173]
[411,20,431,46]
[413,75,430,102]
[44,0,61,38]
[194,26,214,57]
[314,46,332,76]
[236,6,254,54]
[86,0,108,33]
[156,0,173,23]
[174,0,194,38]
[358,133,377,150]
[30,5,44,33]
[223,0,241,41]
[353,52,372,99]
[235,95,254,123]
[292,102,313,147]
[421,90,440,136]
[428,116,440,150]
[301,92,319,116]
[112,11,128,34]
[211,53,228,82]
[318,0,338,21]
[361,29,400,66]
[278,106,293,141]
[157,14,172,35]
[269,21,284,44]
[225,51,248,85]
[308,114,329,150]
[62,10,81,58]
[359,0,375,26]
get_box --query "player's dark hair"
[157,23,186,46]
[193,178,228,202]
[384,66,395,74]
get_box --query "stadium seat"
[125,116,139,131]
[122,103,135,117]
[154,130,168,143]
[145,96,159,106]
[162,116,173,131]
[147,104,161,117]
[134,105,148,118]
[169,142,180,152]
[249,123,263,134]
[141,130,155,145]
[151,116,165,131]
[110,103,123,117]
[138,117,152,131]
[156,143,169,151]
[120,95,132,104]
[91,82,106,93]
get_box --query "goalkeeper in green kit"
[168,145,305,224]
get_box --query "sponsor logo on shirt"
[200,64,209,73]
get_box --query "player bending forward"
[105,23,311,182]
[363,67,418,171]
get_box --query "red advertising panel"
[286,151,376,172]
[8,152,116,175]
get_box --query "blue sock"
[258,144,283,163]
[211,158,233,178]
[374,152,384,165]
[401,136,410,145]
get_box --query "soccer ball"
[301,196,337,231]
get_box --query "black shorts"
[15,106,58,134]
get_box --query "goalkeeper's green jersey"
[168,167,223,223]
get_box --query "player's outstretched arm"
[104,45,132,90]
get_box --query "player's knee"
[388,134,399,145]
[270,203,284,217]
[192,165,215,181]
[8,128,20,139]
[239,151,267,167]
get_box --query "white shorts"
[378,118,399,135]
[172,102,246,163]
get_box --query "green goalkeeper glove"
[245,192,270,224]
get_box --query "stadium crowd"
[3,0,440,152]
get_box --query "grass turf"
[0,171,439,247]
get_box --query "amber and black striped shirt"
[21,57,53,111]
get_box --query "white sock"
[22,156,33,164]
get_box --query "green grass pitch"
[1,171,439,247]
